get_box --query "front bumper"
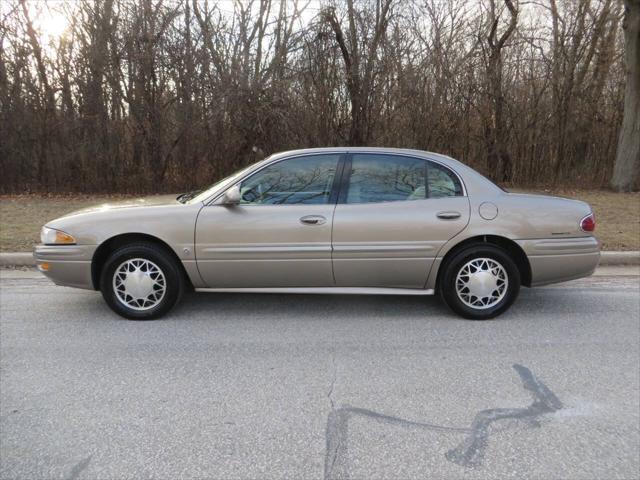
[33,244,97,290]
[516,236,600,286]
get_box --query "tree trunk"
[611,0,640,191]
[484,0,517,182]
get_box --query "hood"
[57,194,181,219]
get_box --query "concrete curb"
[2,250,639,267]
[599,251,640,266]
[1,253,35,266]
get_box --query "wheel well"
[436,235,532,288]
[91,233,193,290]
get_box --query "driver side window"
[239,154,340,205]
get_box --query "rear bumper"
[516,237,600,286]
[33,244,97,290]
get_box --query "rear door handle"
[300,215,326,225]
[437,211,461,220]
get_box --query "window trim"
[336,156,352,204]
[338,152,466,205]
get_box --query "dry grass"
[0,194,134,252]
[1,191,638,252]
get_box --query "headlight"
[40,227,76,245]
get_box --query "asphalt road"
[1,268,639,480]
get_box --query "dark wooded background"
[0,0,636,193]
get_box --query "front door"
[332,153,470,288]
[195,154,342,287]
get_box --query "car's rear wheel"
[100,242,184,320]
[440,244,520,320]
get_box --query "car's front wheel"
[440,244,520,320]
[100,243,184,320]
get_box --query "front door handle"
[437,211,461,220]
[300,215,326,225]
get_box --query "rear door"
[331,153,470,288]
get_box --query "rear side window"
[343,154,463,204]
[427,162,463,198]
[346,154,427,204]
[239,154,339,205]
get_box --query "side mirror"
[221,185,241,205]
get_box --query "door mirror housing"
[221,185,241,205]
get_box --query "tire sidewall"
[100,244,183,320]
[441,245,520,320]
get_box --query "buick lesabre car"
[35,148,600,320]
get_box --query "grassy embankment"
[1,190,638,252]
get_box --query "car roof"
[266,147,501,196]
[269,147,455,164]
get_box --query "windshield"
[186,160,270,204]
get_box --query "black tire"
[100,242,184,320]
[439,244,520,320]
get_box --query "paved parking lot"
[1,268,639,479]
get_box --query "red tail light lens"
[580,213,595,232]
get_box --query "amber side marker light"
[54,231,76,244]
[38,262,50,272]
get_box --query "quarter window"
[427,162,463,198]
[239,155,339,205]
[345,154,427,204]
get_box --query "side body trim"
[195,287,435,296]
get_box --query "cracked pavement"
[1,267,639,479]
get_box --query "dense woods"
[0,0,636,193]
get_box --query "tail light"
[580,213,595,232]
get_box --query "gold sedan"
[35,148,600,320]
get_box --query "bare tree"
[321,0,394,145]
[482,0,518,181]
[0,0,630,193]
[611,0,640,191]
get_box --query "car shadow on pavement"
[178,291,456,321]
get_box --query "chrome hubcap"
[113,259,166,311]
[455,258,508,309]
